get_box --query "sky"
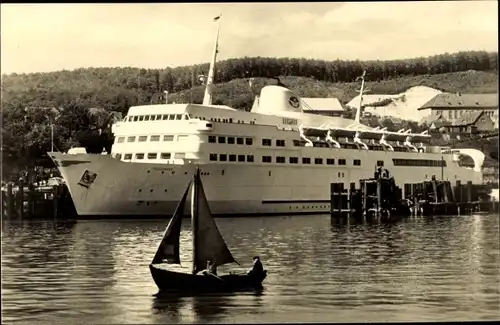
[1,1,498,74]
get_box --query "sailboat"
[149,167,267,293]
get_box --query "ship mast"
[202,15,222,106]
[354,70,369,123]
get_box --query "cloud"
[1,1,497,74]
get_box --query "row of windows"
[208,136,285,147]
[208,136,253,145]
[116,135,184,143]
[209,154,360,166]
[115,152,184,160]
[209,154,254,162]
[124,114,187,122]
[393,159,447,167]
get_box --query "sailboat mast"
[202,15,221,106]
[354,70,366,123]
[191,168,200,274]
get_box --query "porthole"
[164,189,168,192]
[147,170,150,173]
[161,171,164,174]
[138,189,142,192]
[150,189,153,192]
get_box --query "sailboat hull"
[149,264,267,293]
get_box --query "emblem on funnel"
[289,96,300,108]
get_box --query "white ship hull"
[49,151,482,217]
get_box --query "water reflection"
[2,214,499,323]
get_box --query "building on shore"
[418,93,498,129]
[299,97,345,117]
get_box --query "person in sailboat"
[204,259,218,276]
[247,256,264,277]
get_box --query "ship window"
[262,156,272,163]
[276,156,286,163]
[147,153,158,159]
[293,140,301,146]
[238,154,245,162]
[208,136,216,143]
[353,159,361,166]
[209,153,218,161]
[218,136,226,144]
[124,154,132,160]
[151,115,156,121]
[145,115,151,121]
[237,137,244,145]
[276,140,286,147]
[326,158,335,165]
[127,136,136,142]
[175,114,182,120]
[229,154,237,162]
[247,155,254,162]
[115,153,122,160]
[314,158,323,165]
[117,137,125,143]
[229,118,233,123]
[246,138,253,145]
[302,157,311,164]
[183,114,189,120]
[174,153,185,159]
[160,153,171,159]
[139,136,148,142]
[162,114,169,120]
[136,153,145,160]
[156,114,162,120]
[338,159,346,165]
[178,135,188,141]
[163,135,174,141]
[168,114,174,120]
[289,157,299,164]
[219,154,227,161]
[228,137,235,144]
[262,139,272,146]
[133,116,139,122]
[377,160,384,167]
[139,116,144,121]
[150,135,160,142]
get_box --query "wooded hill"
[1,50,497,113]
[1,51,498,178]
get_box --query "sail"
[151,181,191,265]
[191,168,236,274]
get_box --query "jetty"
[331,169,499,221]
[1,179,75,220]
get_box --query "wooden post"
[376,178,382,219]
[362,180,367,218]
[455,180,461,203]
[7,183,14,218]
[27,181,34,218]
[431,179,438,203]
[467,181,472,203]
[17,180,24,218]
[53,185,59,220]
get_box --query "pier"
[331,171,499,221]
[1,180,76,220]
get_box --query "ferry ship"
[48,19,485,217]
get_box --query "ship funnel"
[251,85,303,115]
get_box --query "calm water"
[2,214,499,324]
